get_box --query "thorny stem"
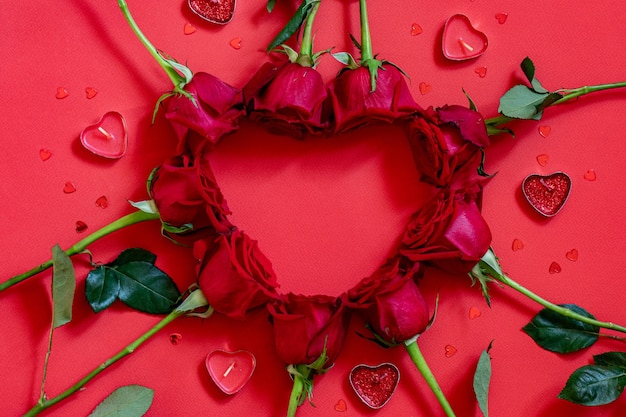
[296,1,321,66]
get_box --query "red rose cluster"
[147,59,491,380]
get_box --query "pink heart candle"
[80,111,128,159]
[522,172,572,217]
[205,349,256,395]
[349,363,400,409]
[442,14,488,61]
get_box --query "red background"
[2,0,625,416]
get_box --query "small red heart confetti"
[349,363,399,409]
[474,66,487,78]
[419,82,431,95]
[184,22,196,35]
[80,111,128,159]
[522,172,572,217]
[442,14,488,61]
[512,238,525,251]
[55,87,69,99]
[188,0,236,24]
[444,344,458,358]
[39,149,52,161]
[583,169,597,181]
[206,350,256,395]
[169,333,182,345]
[410,23,423,36]
[75,221,88,233]
[549,261,562,274]
[95,195,108,209]
[565,249,579,262]
[469,306,481,319]
[538,125,551,138]
[63,182,77,194]
[85,87,98,99]
[536,154,549,167]
[334,399,347,412]
[495,13,508,24]
[229,37,242,50]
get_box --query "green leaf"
[463,88,478,111]
[594,352,626,369]
[51,244,76,328]
[117,262,181,314]
[473,346,493,417]
[520,57,548,93]
[111,248,157,266]
[85,267,121,313]
[498,85,548,120]
[558,365,626,406]
[522,304,599,353]
[89,385,154,417]
[266,0,276,12]
[266,0,315,52]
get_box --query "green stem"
[287,364,310,417]
[295,1,320,66]
[493,273,626,334]
[0,210,159,292]
[23,290,209,417]
[404,339,456,417]
[358,0,373,62]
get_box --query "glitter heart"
[205,350,256,395]
[63,182,77,194]
[349,363,399,409]
[80,111,128,159]
[419,82,432,95]
[55,87,69,99]
[565,249,579,262]
[495,13,508,24]
[444,344,458,358]
[75,220,88,233]
[85,87,98,99]
[184,22,196,35]
[469,306,481,319]
[410,23,423,36]
[549,261,562,274]
[442,14,488,61]
[229,37,242,50]
[39,149,52,161]
[334,399,347,412]
[522,172,572,217]
[475,66,487,78]
[188,0,236,25]
[512,238,525,251]
[538,125,551,138]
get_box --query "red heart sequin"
[349,363,399,409]
[442,14,488,61]
[39,149,52,161]
[444,344,458,358]
[188,0,236,25]
[419,82,432,95]
[522,172,572,217]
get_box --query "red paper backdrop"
[1,0,625,416]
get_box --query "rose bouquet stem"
[404,338,457,417]
[286,364,311,417]
[0,210,159,293]
[22,289,209,417]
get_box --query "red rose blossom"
[243,61,330,137]
[195,229,280,319]
[399,188,492,274]
[267,293,350,367]
[347,258,429,344]
[165,72,245,155]
[328,64,422,133]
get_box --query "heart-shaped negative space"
[522,172,572,217]
[349,363,400,409]
[442,14,488,61]
[80,111,128,159]
[205,349,256,395]
[188,0,236,24]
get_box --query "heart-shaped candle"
[442,14,488,61]
[205,349,256,395]
[349,363,400,409]
[80,111,128,159]
[522,172,572,217]
[188,0,236,25]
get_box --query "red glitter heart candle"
[188,0,236,25]
[442,14,488,61]
[205,349,256,395]
[522,172,572,217]
[349,363,400,409]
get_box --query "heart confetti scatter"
[349,363,400,409]
[80,111,128,159]
[522,172,572,217]
[549,261,562,274]
[538,125,551,138]
[39,149,52,161]
[205,350,256,395]
[183,22,196,35]
[229,37,242,50]
[75,221,88,233]
[55,87,69,99]
[419,82,432,95]
[334,399,347,412]
[512,238,525,251]
[536,154,549,167]
[63,182,77,194]
[583,169,597,181]
[475,66,487,78]
[566,249,579,262]
[85,87,98,99]
[495,13,508,24]
[188,0,236,24]
[442,14,488,60]
[410,23,423,36]
[444,345,458,358]
[95,195,109,209]
[469,306,481,319]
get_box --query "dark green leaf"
[522,304,599,353]
[520,57,548,93]
[117,262,181,314]
[266,0,276,13]
[110,248,157,267]
[473,348,492,416]
[594,352,626,369]
[89,385,154,417]
[558,365,626,406]
[85,267,121,313]
[51,244,76,328]
[266,1,315,52]
[498,85,548,120]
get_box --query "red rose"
[408,105,489,188]
[196,229,280,319]
[268,293,351,367]
[149,149,232,241]
[328,64,422,133]
[165,72,245,155]
[399,188,492,273]
[347,258,429,344]
[243,61,330,137]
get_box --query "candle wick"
[223,362,236,377]
[458,38,474,52]
[539,178,555,191]
[97,126,114,139]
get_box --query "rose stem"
[22,289,209,417]
[404,339,457,417]
[493,273,626,334]
[286,364,311,417]
[358,0,373,62]
[295,0,320,67]
[0,210,159,293]
[485,81,626,130]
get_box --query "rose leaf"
[88,384,154,417]
[558,365,626,406]
[497,85,548,120]
[85,267,121,313]
[473,345,493,417]
[51,244,76,328]
[594,352,626,369]
[117,261,181,314]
